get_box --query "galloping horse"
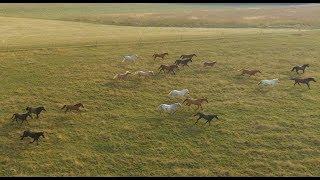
[61,103,84,113]
[258,79,279,86]
[11,112,32,124]
[169,89,189,98]
[134,71,155,78]
[194,112,219,125]
[203,61,216,67]
[158,103,182,114]
[153,53,168,60]
[240,69,261,76]
[291,77,316,89]
[180,54,197,59]
[26,106,46,119]
[175,58,192,67]
[122,54,139,62]
[159,64,179,75]
[183,97,208,110]
[21,130,45,145]
[113,71,131,80]
[291,64,309,74]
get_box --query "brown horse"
[159,64,179,75]
[153,53,168,60]
[183,97,208,110]
[240,69,261,77]
[203,61,216,67]
[291,64,309,74]
[180,54,197,59]
[174,58,192,67]
[291,77,316,89]
[61,103,84,113]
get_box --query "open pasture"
[0,5,320,176]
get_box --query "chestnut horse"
[203,61,216,67]
[159,64,179,75]
[291,64,309,74]
[183,97,208,110]
[240,69,261,76]
[113,71,131,80]
[291,77,316,89]
[153,53,168,60]
[61,103,84,113]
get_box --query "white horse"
[158,103,182,114]
[258,79,279,86]
[122,54,139,62]
[134,70,155,78]
[169,89,189,98]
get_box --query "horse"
[113,71,131,80]
[61,103,84,113]
[169,89,189,98]
[153,53,168,60]
[158,103,182,114]
[240,69,261,76]
[175,58,192,67]
[159,64,179,75]
[183,97,208,110]
[134,71,155,78]
[258,79,279,86]
[291,77,316,89]
[11,112,32,124]
[122,54,139,62]
[291,64,309,74]
[20,130,45,145]
[203,61,216,67]
[194,112,219,125]
[26,106,46,119]
[180,54,197,59]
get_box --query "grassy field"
[0,3,320,28]
[1,4,320,177]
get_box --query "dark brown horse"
[180,54,197,59]
[194,112,219,125]
[240,69,261,77]
[11,112,32,124]
[26,106,46,119]
[61,103,84,113]
[203,61,216,67]
[291,64,309,74]
[174,58,192,67]
[21,130,45,145]
[153,53,168,60]
[291,77,316,89]
[159,64,179,75]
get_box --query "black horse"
[175,58,192,67]
[291,77,316,89]
[11,112,32,124]
[26,106,46,118]
[20,130,45,145]
[291,64,309,74]
[194,112,219,125]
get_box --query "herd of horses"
[11,51,316,145]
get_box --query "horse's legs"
[294,82,297,86]
[30,139,36,143]
[307,83,310,89]
[36,114,39,119]
[65,108,68,113]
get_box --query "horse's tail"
[61,105,66,110]
[182,98,189,104]
[152,54,156,57]
[180,55,183,59]
[291,67,296,71]
[158,65,163,70]
[113,74,118,79]
[11,113,16,119]
[258,81,261,85]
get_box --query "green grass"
[0,7,320,176]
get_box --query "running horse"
[180,54,197,59]
[203,61,216,67]
[159,64,179,75]
[183,97,208,110]
[175,58,192,67]
[291,64,309,74]
[291,77,316,89]
[240,69,261,77]
[153,53,168,60]
[61,103,84,113]
[194,112,219,125]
